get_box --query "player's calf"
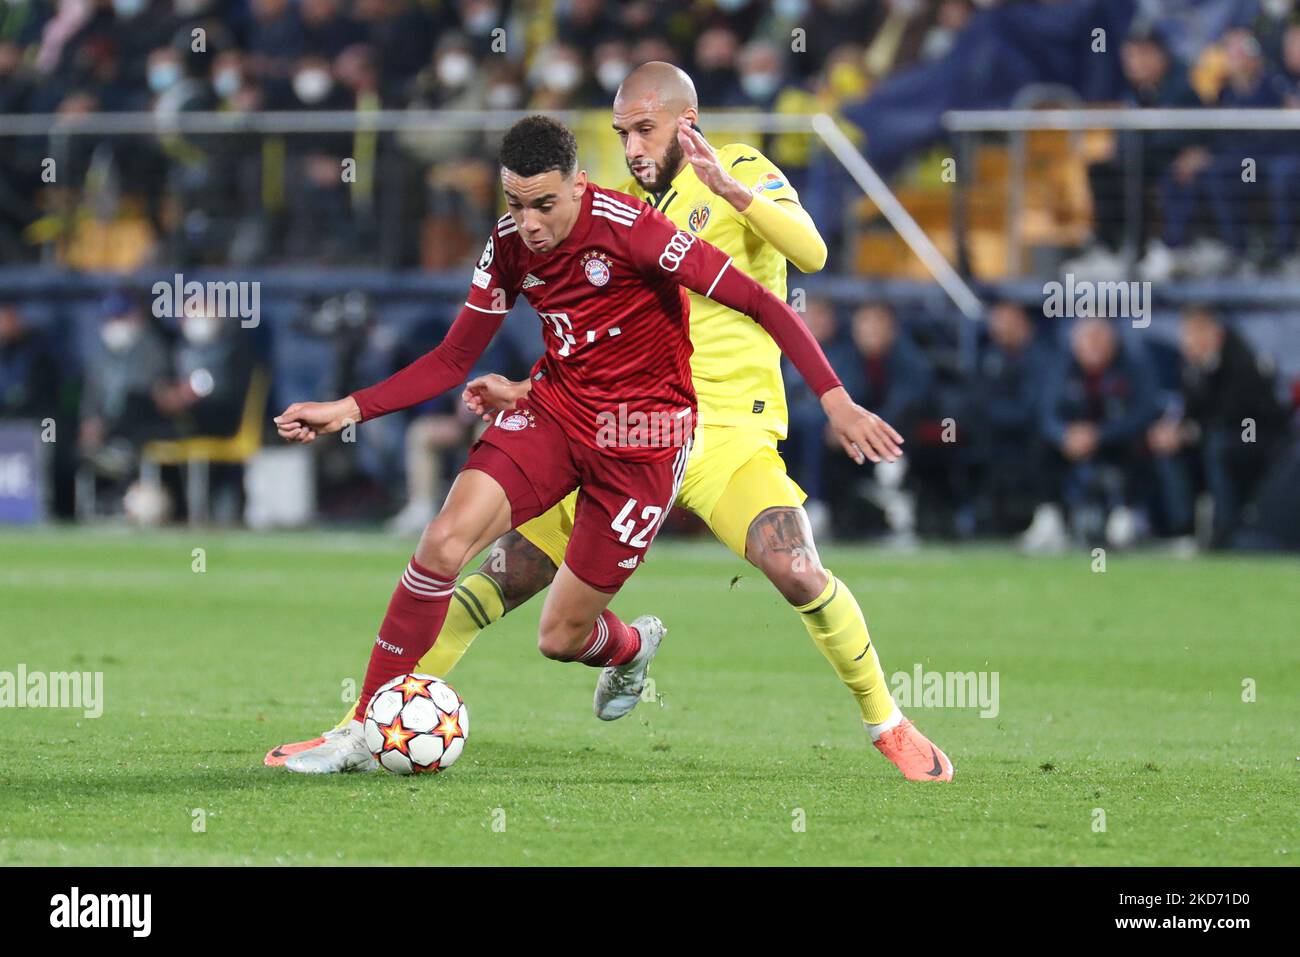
[539,607,643,667]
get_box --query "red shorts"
[462,399,691,592]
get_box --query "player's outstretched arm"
[274,303,507,445]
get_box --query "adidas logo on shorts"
[617,556,639,569]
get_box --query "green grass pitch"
[0,527,1296,866]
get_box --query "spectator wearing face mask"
[590,40,632,100]
[919,0,973,64]
[202,48,273,265]
[78,292,173,481]
[102,0,179,102]
[246,0,304,99]
[145,306,257,523]
[733,39,788,108]
[283,54,356,261]
[448,0,505,62]
[405,34,487,143]
[398,34,496,266]
[154,307,256,440]
[527,42,592,110]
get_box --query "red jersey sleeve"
[350,225,523,421]
[629,205,842,399]
[350,304,504,421]
[627,205,735,298]
[464,226,521,316]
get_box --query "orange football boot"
[264,736,326,767]
[873,719,954,781]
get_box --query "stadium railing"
[0,108,982,321]
[941,107,1300,283]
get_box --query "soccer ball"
[363,673,469,775]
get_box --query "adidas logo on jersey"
[522,273,545,289]
[617,556,639,569]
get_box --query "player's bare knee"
[746,507,827,606]
[416,520,472,579]
[762,555,828,607]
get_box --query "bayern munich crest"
[581,250,612,287]
[498,410,535,431]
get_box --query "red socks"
[573,610,642,667]
[356,558,455,719]
[355,558,641,719]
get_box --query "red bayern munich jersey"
[465,185,734,463]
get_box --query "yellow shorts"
[518,425,806,563]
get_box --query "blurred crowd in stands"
[782,296,1299,552]
[3,284,1297,550]
[1,0,1299,549]
[3,1,1300,270]
[0,0,994,267]
[1070,11,1300,282]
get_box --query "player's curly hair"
[499,115,578,178]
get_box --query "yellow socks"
[795,573,897,725]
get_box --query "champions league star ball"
[363,674,469,775]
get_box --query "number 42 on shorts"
[611,499,664,548]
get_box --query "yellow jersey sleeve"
[723,146,801,206]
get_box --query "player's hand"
[1062,422,1099,460]
[821,387,904,465]
[461,373,531,422]
[1147,417,1182,455]
[677,117,753,212]
[273,397,360,443]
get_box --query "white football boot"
[284,720,378,774]
[593,615,666,721]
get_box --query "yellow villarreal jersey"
[616,143,804,438]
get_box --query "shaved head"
[614,61,698,115]
[611,61,699,195]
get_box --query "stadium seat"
[139,368,270,526]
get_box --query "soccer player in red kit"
[271,115,903,773]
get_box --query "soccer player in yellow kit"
[268,62,952,781]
